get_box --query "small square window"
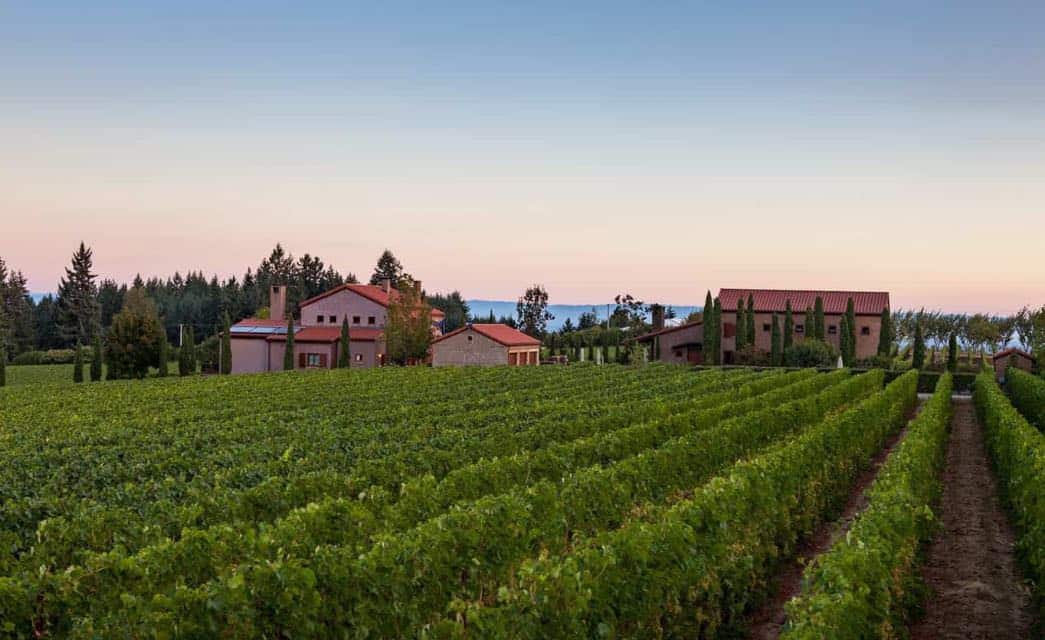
[368,316,376,325]
[316,316,324,324]
[306,353,322,367]
[354,353,363,362]
[352,316,361,324]
[329,315,337,323]
[762,323,771,332]
[467,335,473,341]
[795,325,805,334]
[828,325,837,335]
[861,326,871,336]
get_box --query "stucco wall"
[230,337,270,373]
[722,311,882,361]
[432,329,508,367]
[301,290,388,329]
[653,324,704,364]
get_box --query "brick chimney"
[651,304,665,331]
[381,277,393,294]
[270,284,286,321]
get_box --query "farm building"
[431,323,541,367]
[229,281,444,373]
[992,347,1035,382]
[637,288,890,364]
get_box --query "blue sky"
[3,2,1044,311]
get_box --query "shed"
[992,347,1036,382]
[431,324,541,367]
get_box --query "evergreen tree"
[912,315,926,369]
[840,315,852,367]
[804,307,815,340]
[746,293,756,349]
[784,300,794,350]
[158,333,169,377]
[57,242,101,346]
[0,322,6,387]
[178,326,194,376]
[702,291,714,364]
[90,333,104,381]
[947,332,958,372]
[712,298,722,365]
[283,317,295,370]
[770,314,782,366]
[369,249,405,287]
[107,287,164,379]
[814,296,825,341]
[220,312,232,374]
[73,342,84,383]
[338,317,351,368]
[877,307,892,357]
[735,298,746,349]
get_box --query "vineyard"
[0,364,1040,638]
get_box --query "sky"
[3,1,1044,313]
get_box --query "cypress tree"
[90,333,103,381]
[158,333,169,377]
[735,298,746,350]
[746,293,756,350]
[912,316,926,369]
[338,317,352,368]
[283,317,295,370]
[814,296,825,341]
[804,307,815,340]
[947,332,958,372]
[845,298,856,363]
[220,312,232,374]
[73,341,84,383]
[840,315,852,367]
[0,329,6,387]
[784,300,794,350]
[178,326,195,376]
[702,291,714,364]
[712,298,722,364]
[770,314,782,366]
[877,307,892,357]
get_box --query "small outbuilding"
[993,347,1036,382]
[431,323,541,367]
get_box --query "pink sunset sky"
[3,3,1044,314]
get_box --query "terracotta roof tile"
[299,283,445,320]
[432,324,541,347]
[718,288,889,315]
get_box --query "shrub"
[735,344,771,366]
[12,349,93,366]
[784,339,838,368]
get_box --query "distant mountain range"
[467,300,700,331]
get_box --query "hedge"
[782,373,953,638]
[1006,368,1045,430]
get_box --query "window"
[306,353,322,367]
[861,326,871,336]
[828,325,837,335]
[354,353,363,362]
[467,335,473,341]
[316,316,324,323]
[762,323,771,332]
[352,316,361,324]
[329,315,337,323]
[368,316,376,325]
[795,324,805,334]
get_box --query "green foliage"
[785,338,838,368]
[912,315,926,369]
[0,331,5,387]
[783,373,953,639]
[157,334,169,377]
[736,297,747,349]
[974,371,1045,618]
[1006,367,1045,431]
[283,317,295,370]
[746,292,756,348]
[878,306,892,356]
[702,291,714,364]
[178,326,196,376]
[73,342,84,383]
[712,297,722,364]
[338,317,351,368]
[516,285,554,338]
[220,312,232,375]
[804,306,815,339]
[771,314,782,366]
[814,296,825,340]
[947,332,958,372]
[384,285,433,365]
[784,299,794,350]
[90,334,104,381]
[840,315,852,367]
[106,288,164,380]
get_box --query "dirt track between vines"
[908,397,1036,640]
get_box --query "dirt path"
[908,397,1036,640]
[742,399,925,640]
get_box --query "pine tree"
[90,333,103,381]
[73,342,84,383]
[947,332,958,372]
[912,316,926,369]
[220,312,232,374]
[814,296,825,341]
[746,293,756,349]
[735,298,746,350]
[702,291,714,364]
[712,298,722,365]
[804,307,815,340]
[57,242,101,346]
[784,300,794,350]
[877,307,892,357]
[283,317,295,370]
[770,314,782,366]
[339,317,351,368]
[158,333,169,377]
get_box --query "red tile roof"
[993,347,1035,363]
[635,319,702,343]
[432,324,542,347]
[718,288,889,315]
[266,326,384,343]
[299,283,445,320]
